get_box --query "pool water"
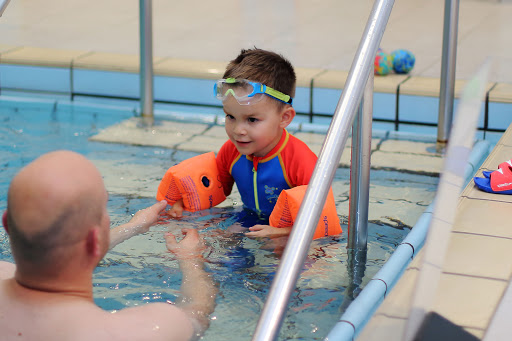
[0,99,436,340]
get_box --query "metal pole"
[0,0,11,16]
[139,0,154,119]
[251,1,394,340]
[437,0,459,144]
[348,69,373,251]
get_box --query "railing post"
[0,0,11,16]
[437,0,460,144]
[348,69,373,251]
[139,0,154,120]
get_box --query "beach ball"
[374,51,393,75]
[391,49,415,74]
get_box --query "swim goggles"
[214,78,293,105]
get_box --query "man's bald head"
[5,150,109,275]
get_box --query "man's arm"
[109,200,167,249]
[165,229,217,334]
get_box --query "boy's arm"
[109,200,167,249]
[245,224,292,238]
[216,141,237,197]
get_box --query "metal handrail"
[348,68,374,250]
[251,0,395,340]
[437,0,460,144]
[139,0,154,119]
[0,0,11,16]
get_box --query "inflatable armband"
[156,152,226,212]
[269,185,342,239]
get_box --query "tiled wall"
[1,47,511,131]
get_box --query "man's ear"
[279,106,296,128]
[2,211,9,234]
[85,227,101,258]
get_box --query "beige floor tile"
[357,314,407,341]
[489,83,512,104]
[379,139,442,156]
[442,233,512,280]
[464,181,512,204]
[399,77,494,98]
[0,47,90,67]
[376,267,419,319]
[295,67,327,88]
[475,144,512,170]
[483,279,512,341]
[312,70,349,89]
[371,151,443,175]
[89,118,206,148]
[155,58,228,80]
[453,198,512,238]
[203,126,228,139]
[177,135,226,154]
[432,273,507,329]
[73,52,165,73]
[0,44,18,53]
[464,327,486,340]
[293,132,329,146]
[374,74,410,94]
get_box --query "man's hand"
[109,200,168,249]
[165,228,205,259]
[128,200,168,233]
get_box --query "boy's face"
[223,96,295,157]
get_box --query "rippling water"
[0,100,435,340]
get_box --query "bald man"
[0,150,217,340]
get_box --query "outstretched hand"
[128,200,168,233]
[165,228,205,259]
[109,200,168,249]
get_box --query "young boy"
[169,48,318,238]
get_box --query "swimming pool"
[0,96,438,340]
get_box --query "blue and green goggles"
[214,78,293,105]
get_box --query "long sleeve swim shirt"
[216,129,318,216]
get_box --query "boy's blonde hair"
[223,48,296,107]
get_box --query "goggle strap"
[265,87,292,104]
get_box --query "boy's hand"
[246,225,292,238]
[167,199,184,218]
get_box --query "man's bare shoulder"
[105,302,195,341]
[0,261,15,279]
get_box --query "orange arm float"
[269,185,342,240]
[156,152,226,212]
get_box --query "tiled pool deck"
[2,0,512,340]
[358,124,512,340]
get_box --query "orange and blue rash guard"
[216,129,318,216]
